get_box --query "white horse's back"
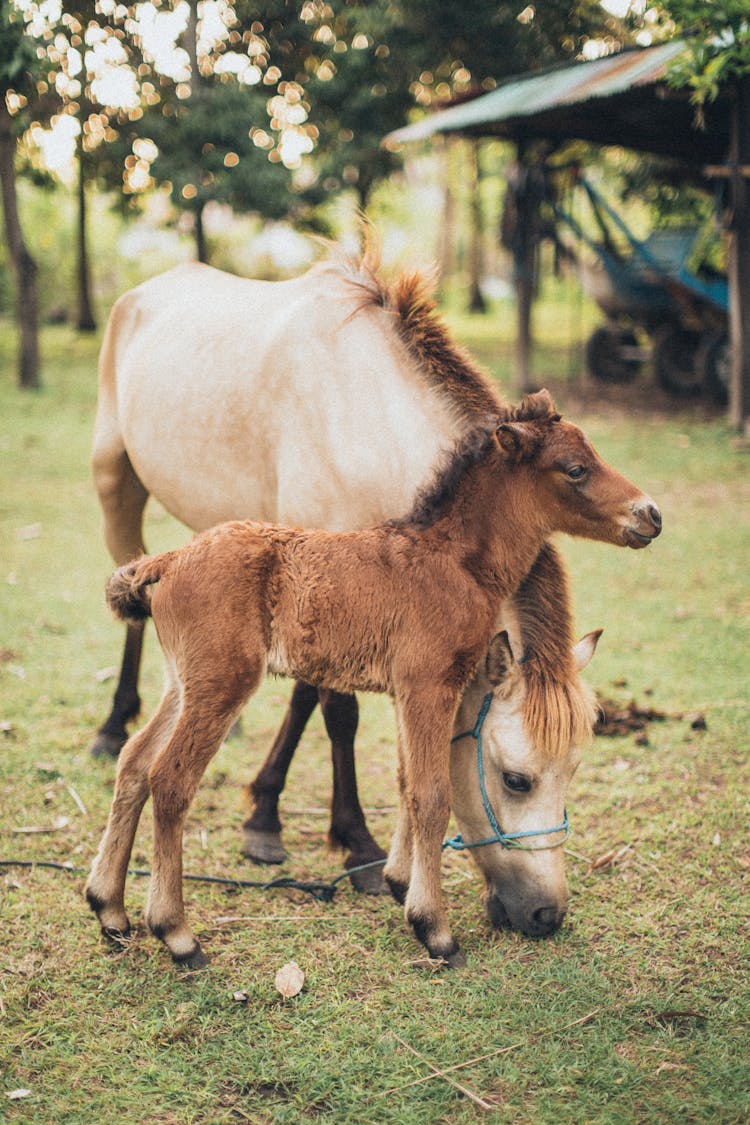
[95,258,468,537]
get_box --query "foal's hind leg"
[241,680,319,864]
[320,689,387,895]
[383,723,413,905]
[147,675,261,969]
[86,684,181,939]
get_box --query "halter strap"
[446,691,571,853]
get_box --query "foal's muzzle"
[624,499,662,548]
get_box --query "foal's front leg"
[386,690,464,967]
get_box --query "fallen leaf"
[274,961,305,999]
[6,1089,32,1100]
[232,990,249,1003]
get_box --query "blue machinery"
[553,175,729,401]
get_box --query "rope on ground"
[0,857,388,903]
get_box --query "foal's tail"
[105,552,174,622]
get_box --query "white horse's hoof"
[242,827,287,865]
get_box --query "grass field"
[1,307,748,1124]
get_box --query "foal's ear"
[485,630,517,686]
[496,421,539,462]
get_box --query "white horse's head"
[450,628,601,938]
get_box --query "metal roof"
[385,41,730,164]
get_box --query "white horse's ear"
[572,629,603,671]
[486,630,516,685]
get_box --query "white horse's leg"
[90,439,150,758]
[86,684,180,937]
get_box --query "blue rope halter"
[445,691,571,853]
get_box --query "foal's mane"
[389,390,562,531]
[390,419,499,531]
[514,544,598,759]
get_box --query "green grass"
[1,313,748,1124]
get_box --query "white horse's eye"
[503,771,532,793]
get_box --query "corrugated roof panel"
[386,40,687,145]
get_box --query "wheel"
[699,333,730,404]
[652,325,703,396]
[585,326,642,383]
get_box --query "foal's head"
[450,628,600,938]
[497,390,662,548]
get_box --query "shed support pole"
[729,77,750,433]
[512,142,537,395]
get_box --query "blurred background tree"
[1,5,44,387]
[5,0,732,394]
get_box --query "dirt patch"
[595,695,707,740]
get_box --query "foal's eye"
[503,771,532,793]
[566,464,587,481]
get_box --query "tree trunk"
[0,97,40,389]
[728,77,750,433]
[438,136,458,292]
[467,140,487,314]
[195,202,207,263]
[502,144,542,396]
[184,1,208,264]
[76,132,97,332]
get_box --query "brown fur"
[88,393,660,968]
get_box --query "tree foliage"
[662,0,750,107]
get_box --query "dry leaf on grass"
[6,1089,32,1100]
[274,961,305,998]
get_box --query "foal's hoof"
[241,827,287,866]
[90,730,126,759]
[174,944,210,971]
[346,858,387,895]
[101,923,132,949]
[384,874,408,905]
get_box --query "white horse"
[90,246,660,935]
